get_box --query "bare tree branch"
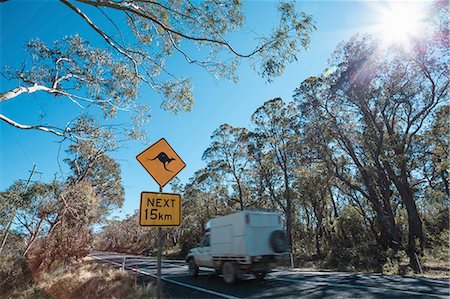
[0,113,73,139]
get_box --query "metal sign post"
[136,138,185,299]
[157,186,162,299]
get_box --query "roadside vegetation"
[0,0,448,298]
[94,1,449,278]
[1,0,315,297]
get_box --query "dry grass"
[38,259,132,299]
[420,261,450,279]
[291,254,449,279]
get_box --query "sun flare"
[378,3,425,44]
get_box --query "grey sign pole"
[157,186,163,299]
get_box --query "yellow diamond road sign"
[139,192,181,226]
[136,138,186,187]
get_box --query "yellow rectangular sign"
[139,192,181,226]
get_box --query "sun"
[378,3,425,44]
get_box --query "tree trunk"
[305,207,311,231]
[399,185,424,272]
[384,161,424,272]
[313,199,324,257]
[328,185,339,218]
[315,220,322,257]
[340,139,400,250]
[236,179,244,210]
[372,200,401,251]
[282,163,294,253]
[376,160,400,250]
[285,198,293,252]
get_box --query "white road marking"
[160,276,241,299]
[273,276,448,298]
[90,255,241,299]
[91,253,448,299]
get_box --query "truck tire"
[188,258,199,277]
[222,261,237,284]
[270,230,288,253]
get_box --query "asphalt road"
[89,252,449,299]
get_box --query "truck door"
[197,234,213,267]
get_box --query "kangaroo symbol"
[149,152,175,172]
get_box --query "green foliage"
[1,0,315,141]
[293,18,448,270]
[381,249,410,275]
[321,207,383,272]
[419,105,450,202]
[255,1,315,81]
[423,230,449,263]
[202,124,250,209]
[64,117,125,218]
[142,34,447,269]
[1,119,125,280]
[94,213,156,255]
[20,35,138,117]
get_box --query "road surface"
[89,252,449,298]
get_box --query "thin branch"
[135,0,198,23]
[73,0,273,58]
[96,6,127,46]
[60,0,141,79]
[0,113,79,141]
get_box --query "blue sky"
[0,1,429,219]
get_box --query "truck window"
[201,234,210,247]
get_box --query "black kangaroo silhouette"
[149,152,175,172]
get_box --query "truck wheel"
[188,258,199,277]
[254,271,266,281]
[222,262,236,284]
[270,230,288,253]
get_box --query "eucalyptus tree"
[64,116,125,218]
[250,98,301,250]
[0,119,124,263]
[95,213,156,255]
[1,181,60,256]
[1,0,315,141]
[202,124,250,210]
[419,105,450,201]
[184,167,232,225]
[177,167,233,252]
[417,105,449,240]
[295,29,448,271]
[292,164,334,257]
[295,43,402,255]
[244,131,282,211]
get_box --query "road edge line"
[90,255,241,299]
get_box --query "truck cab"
[190,232,213,267]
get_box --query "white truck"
[186,210,289,283]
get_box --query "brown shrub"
[43,260,131,299]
